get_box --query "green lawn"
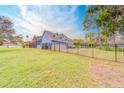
[67,48,124,62]
[0,48,98,88]
[0,48,124,88]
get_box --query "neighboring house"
[31,30,73,50]
[109,32,124,48]
[2,39,11,46]
[30,36,41,48]
[0,39,22,48]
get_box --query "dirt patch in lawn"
[89,59,124,88]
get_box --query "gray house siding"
[41,32,51,49]
[37,30,73,50]
[51,40,67,51]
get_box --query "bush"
[0,42,3,45]
[100,45,112,51]
[0,38,3,45]
[99,45,124,52]
[22,41,29,48]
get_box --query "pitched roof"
[33,35,42,41]
[3,38,11,43]
[44,30,72,42]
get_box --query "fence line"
[51,44,124,63]
[0,45,22,48]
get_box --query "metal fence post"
[59,42,60,52]
[66,43,68,53]
[115,44,117,62]
[77,46,79,55]
[92,44,94,58]
[54,42,55,51]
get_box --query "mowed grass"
[0,48,98,88]
[67,48,124,62]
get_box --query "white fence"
[0,45,22,48]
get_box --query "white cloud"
[14,5,80,39]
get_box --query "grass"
[98,45,124,52]
[0,48,98,88]
[67,48,124,62]
[1,48,124,88]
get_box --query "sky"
[0,5,89,40]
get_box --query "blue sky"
[0,5,89,40]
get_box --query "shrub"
[99,45,124,52]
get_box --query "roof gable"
[43,30,72,42]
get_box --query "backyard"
[66,48,124,62]
[0,48,124,88]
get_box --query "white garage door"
[60,43,67,51]
[51,42,67,51]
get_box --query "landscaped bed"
[0,48,124,87]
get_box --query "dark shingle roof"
[44,30,72,42]
[33,36,42,41]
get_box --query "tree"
[73,39,84,47]
[85,32,97,45]
[84,6,124,34]
[12,35,23,44]
[0,15,15,41]
[24,35,29,48]
[73,39,84,54]
[83,6,105,44]
[0,15,23,46]
[0,36,3,45]
[22,41,30,48]
[83,5,124,45]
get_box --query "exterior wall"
[51,42,59,50]
[37,45,41,48]
[41,32,51,44]
[31,41,37,48]
[51,41,67,50]
[40,31,73,49]
[60,43,67,50]
[41,32,51,48]
[67,40,73,48]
